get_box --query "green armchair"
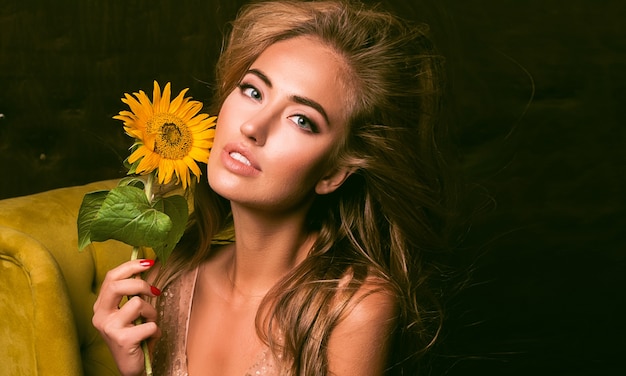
[0,180,151,375]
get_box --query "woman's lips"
[220,144,261,176]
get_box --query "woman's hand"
[92,259,162,376]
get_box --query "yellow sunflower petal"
[124,126,143,140]
[115,110,137,121]
[136,90,154,117]
[183,155,202,177]
[159,82,172,114]
[127,146,148,164]
[168,88,190,114]
[178,101,203,123]
[188,148,210,164]
[185,114,210,128]
[136,150,161,174]
[143,132,156,152]
[191,141,213,152]
[193,129,216,140]
[191,138,212,147]
[157,159,176,186]
[121,94,148,123]
[189,115,216,130]
[174,160,191,189]
[115,117,134,128]
[152,82,162,114]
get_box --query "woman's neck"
[224,202,314,297]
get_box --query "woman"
[93,0,451,375]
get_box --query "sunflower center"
[146,113,193,159]
[148,113,192,160]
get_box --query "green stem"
[136,172,156,375]
[130,246,154,376]
[130,245,140,261]
[144,172,155,203]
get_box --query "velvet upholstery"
[0,180,152,375]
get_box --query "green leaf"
[124,142,143,175]
[152,195,189,263]
[124,157,142,175]
[77,190,109,251]
[117,176,145,189]
[89,186,172,248]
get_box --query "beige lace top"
[151,267,285,376]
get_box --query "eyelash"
[237,81,319,133]
[288,115,318,133]
[238,83,262,101]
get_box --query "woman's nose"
[239,108,274,146]
[240,122,264,145]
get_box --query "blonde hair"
[160,1,450,374]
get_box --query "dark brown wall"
[1,1,623,374]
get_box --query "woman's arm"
[327,283,399,375]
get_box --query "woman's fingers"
[93,295,159,343]
[95,278,159,311]
[103,259,155,281]
[116,296,159,325]
[94,259,158,312]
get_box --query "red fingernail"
[150,285,162,296]
[140,259,155,267]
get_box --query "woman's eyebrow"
[246,68,330,125]
[291,95,330,125]
[248,68,272,88]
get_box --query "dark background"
[0,1,623,375]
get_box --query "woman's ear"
[315,166,355,195]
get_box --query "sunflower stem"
[129,246,154,376]
[144,173,155,203]
[130,245,140,261]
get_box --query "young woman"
[93,1,451,375]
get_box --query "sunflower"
[114,81,216,189]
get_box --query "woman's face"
[207,36,353,213]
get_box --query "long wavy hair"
[158,1,451,374]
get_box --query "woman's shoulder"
[327,273,399,374]
[338,273,399,327]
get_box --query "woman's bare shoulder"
[340,273,399,326]
[327,273,399,375]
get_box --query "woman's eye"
[239,84,262,101]
[288,115,318,133]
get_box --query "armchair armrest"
[0,226,82,375]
